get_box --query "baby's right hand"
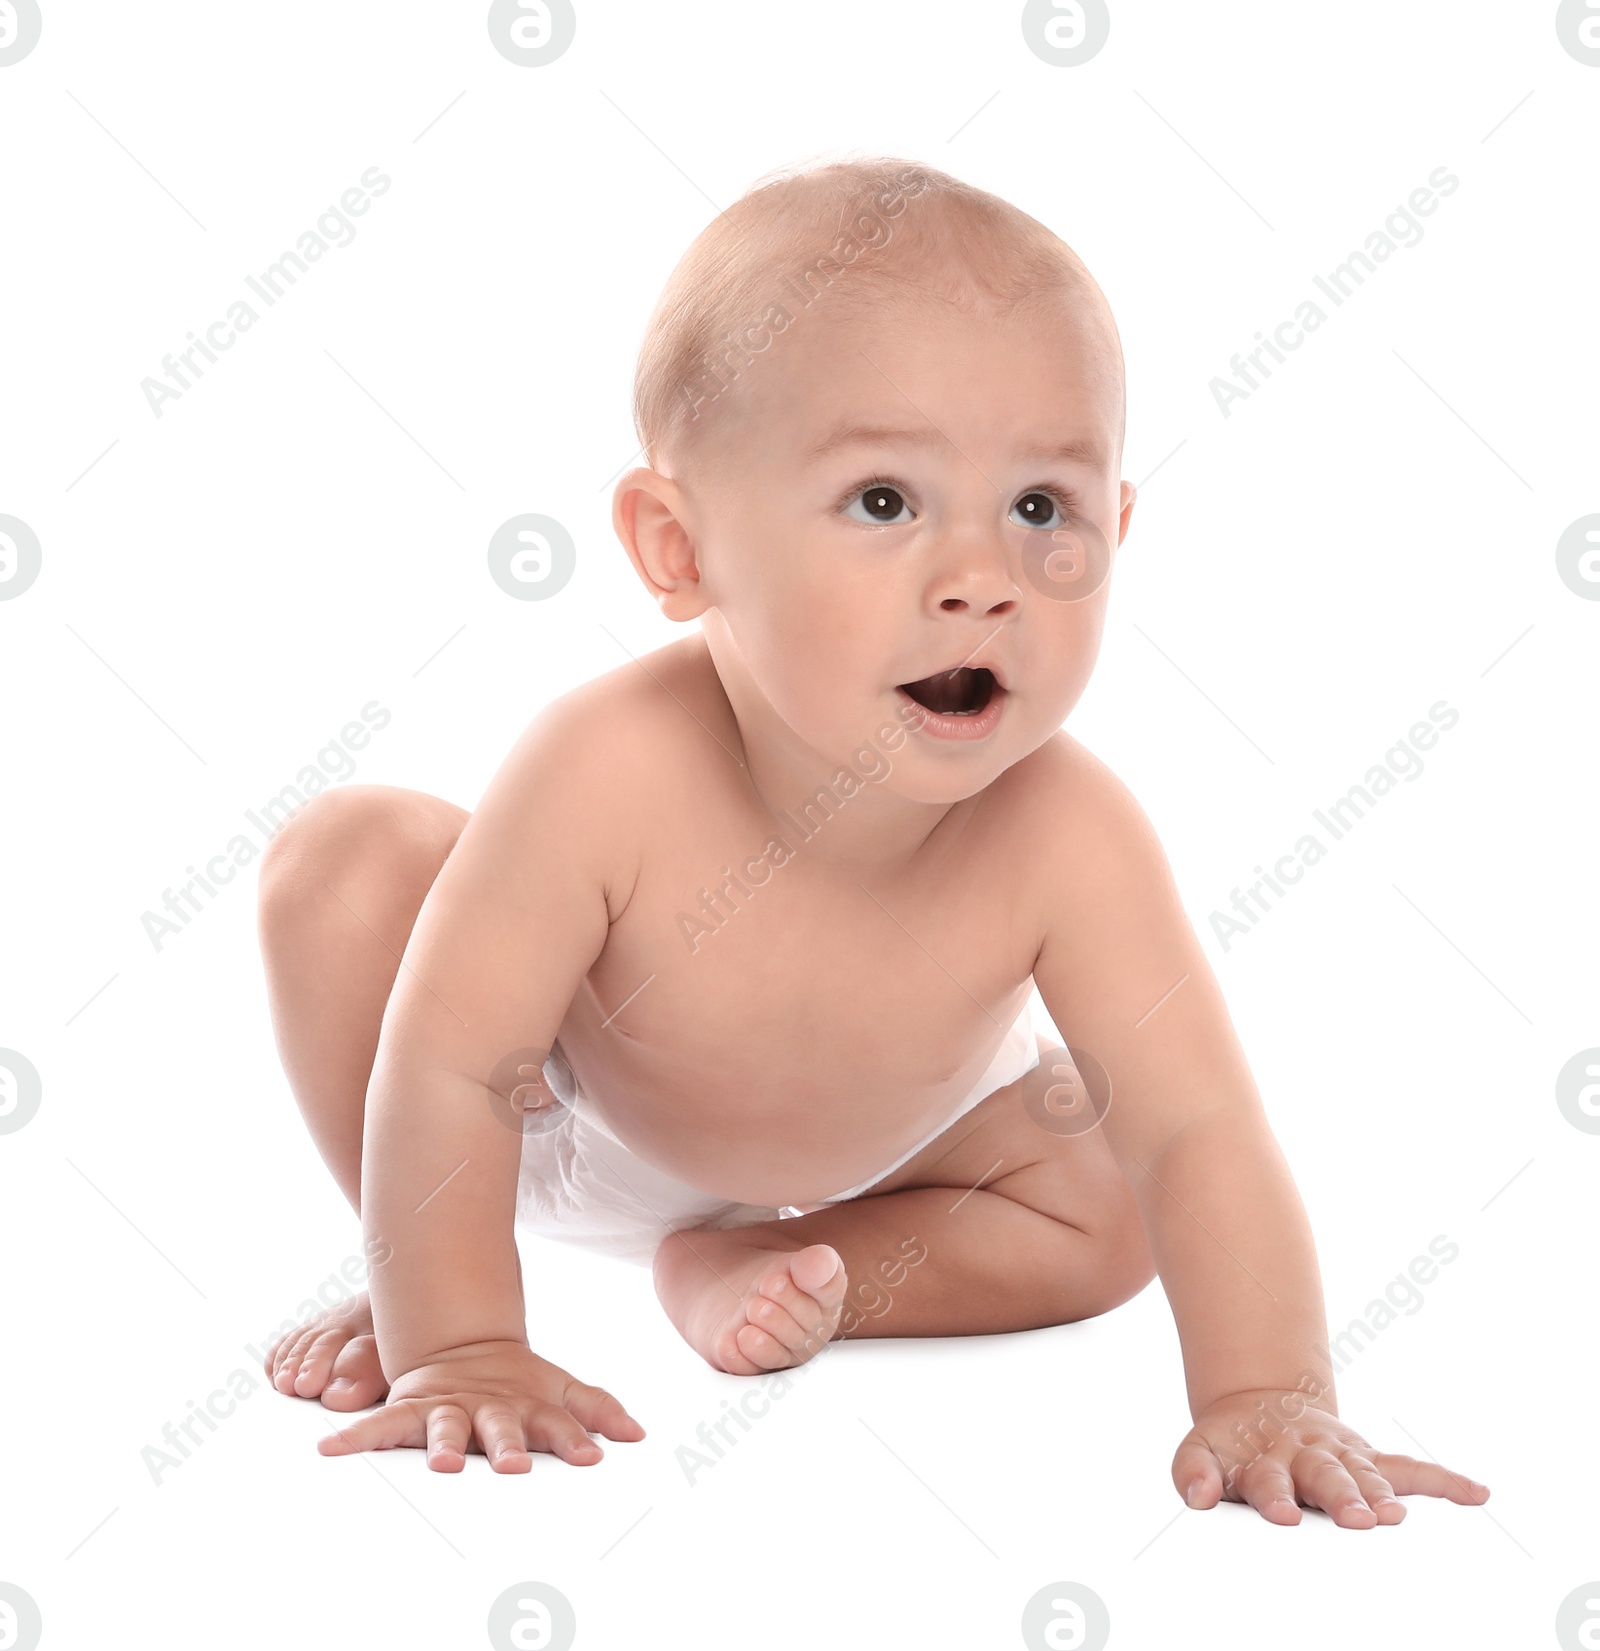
[316,1340,646,1472]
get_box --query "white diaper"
[514,998,1041,1267]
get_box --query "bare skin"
[258,252,1488,1521]
[260,773,1155,1412]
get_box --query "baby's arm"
[318,699,645,1471]
[1030,739,1487,1525]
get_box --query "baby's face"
[674,290,1133,803]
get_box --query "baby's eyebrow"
[804,421,1107,471]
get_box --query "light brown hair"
[631,152,1125,478]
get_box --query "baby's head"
[615,155,1134,803]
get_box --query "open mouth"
[896,665,999,717]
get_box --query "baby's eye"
[1009,490,1071,530]
[843,483,915,525]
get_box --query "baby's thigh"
[879,1037,1134,1229]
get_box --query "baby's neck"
[685,633,975,878]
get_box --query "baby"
[257,156,1488,1526]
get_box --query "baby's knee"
[257,785,463,918]
[258,785,393,893]
[1080,1172,1157,1318]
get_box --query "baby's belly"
[552,978,1033,1208]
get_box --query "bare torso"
[550,633,1053,1207]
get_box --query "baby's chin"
[813,731,1013,807]
[767,682,1035,807]
[878,771,1004,806]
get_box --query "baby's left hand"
[1172,1388,1490,1527]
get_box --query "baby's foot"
[263,1289,387,1410]
[652,1229,848,1376]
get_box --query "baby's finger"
[425,1405,472,1472]
[471,1404,534,1472]
[1292,1448,1376,1529]
[1371,1453,1489,1505]
[317,1401,426,1456]
[1171,1430,1225,1509]
[520,1402,603,1466]
[1339,1450,1404,1525]
[1234,1456,1302,1524]
[563,1381,646,1442]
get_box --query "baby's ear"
[1116,478,1137,548]
[613,468,709,621]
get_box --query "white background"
[1,2,1596,1647]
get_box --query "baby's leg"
[652,1040,1157,1375]
[256,784,468,1406]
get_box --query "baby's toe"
[746,1294,821,1359]
[273,1331,315,1394]
[734,1322,803,1371]
[761,1246,845,1332]
[262,1329,292,1378]
[293,1332,343,1396]
[788,1244,845,1303]
[320,1336,387,1411]
[711,1327,769,1377]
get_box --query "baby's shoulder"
[988,732,1168,898]
[476,638,714,917]
[991,729,1143,838]
[502,634,724,819]
[526,630,705,739]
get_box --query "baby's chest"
[585,844,1034,1080]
